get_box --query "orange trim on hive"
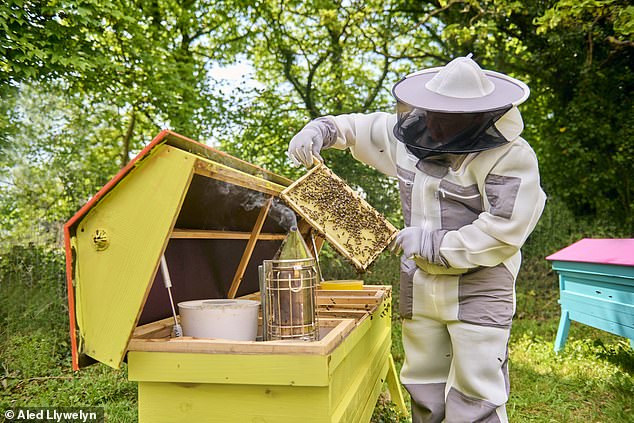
[63,129,171,370]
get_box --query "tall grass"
[0,245,137,420]
[1,198,632,422]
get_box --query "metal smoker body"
[261,258,319,341]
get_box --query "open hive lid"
[281,162,398,271]
[64,130,297,370]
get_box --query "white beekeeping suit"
[288,55,546,423]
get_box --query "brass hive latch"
[92,229,109,251]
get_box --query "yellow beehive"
[64,130,406,422]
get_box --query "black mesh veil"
[393,101,513,160]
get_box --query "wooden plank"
[317,310,370,319]
[552,261,634,280]
[132,315,347,338]
[561,278,634,303]
[165,131,293,187]
[331,333,391,422]
[194,158,286,196]
[132,316,176,339]
[137,381,329,423]
[319,303,379,312]
[128,318,356,356]
[567,309,634,338]
[356,357,392,423]
[317,293,382,305]
[319,288,383,297]
[227,197,272,299]
[170,229,285,240]
[74,145,194,369]
[560,291,634,315]
[128,351,330,386]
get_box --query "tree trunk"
[121,111,136,168]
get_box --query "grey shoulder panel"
[484,174,521,219]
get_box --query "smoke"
[237,190,297,231]
[269,198,298,231]
[240,190,268,212]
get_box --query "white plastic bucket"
[177,299,260,341]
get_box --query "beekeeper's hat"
[392,54,529,113]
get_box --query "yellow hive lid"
[320,280,364,290]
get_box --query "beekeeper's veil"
[392,54,530,159]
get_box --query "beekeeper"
[287,55,546,423]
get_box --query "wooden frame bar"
[170,229,285,240]
[194,158,286,196]
[128,317,356,356]
[227,197,273,298]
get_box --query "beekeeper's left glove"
[391,226,443,264]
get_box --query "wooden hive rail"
[170,229,286,240]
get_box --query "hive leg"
[554,310,571,353]
[386,354,408,416]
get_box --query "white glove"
[391,226,437,262]
[287,120,328,167]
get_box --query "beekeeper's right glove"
[287,118,336,167]
[390,226,447,265]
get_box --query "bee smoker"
[260,227,319,341]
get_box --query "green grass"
[0,245,137,422]
[1,245,632,423]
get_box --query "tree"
[215,0,457,220]
[379,0,634,231]
[2,0,632,244]
[0,0,250,242]
[530,0,633,231]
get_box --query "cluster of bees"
[286,167,395,265]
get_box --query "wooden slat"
[165,132,293,187]
[132,317,176,339]
[227,197,273,299]
[194,159,286,196]
[318,289,383,298]
[128,318,356,356]
[317,296,381,305]
[317,310,370,319]
[170,229,285,240]
[128,351,330,386]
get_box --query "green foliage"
[0,1,254,243]
[0,0,105,84]
[214,0,458,218]
[2,0,633,242]
[419,0,634,232]
[0,83,145,243]
[529,0,634,230]
[0,244,136,419]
